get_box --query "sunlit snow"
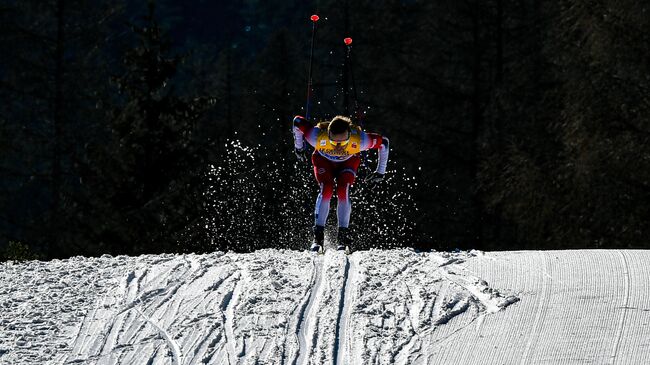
[3,249,648,364]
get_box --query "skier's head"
[328,116,352,146]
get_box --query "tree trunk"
[226,47,233,136]
[52,0,65,249]
[471,8,484,249]
[496,0,504,84]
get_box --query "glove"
[364,171,385,186]
[294,147,309,163]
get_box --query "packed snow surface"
[1,249,648,364]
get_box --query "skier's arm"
[376,137,389,174]
[362,132,390,174]
[292,115,318,149]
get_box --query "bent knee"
[319,182,334,199]
[336,182,351,201]
[337,168,357,185]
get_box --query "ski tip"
[309,244,325,255]
[344,37,353,46]
[311,15,320,22]
[336,245,352,255]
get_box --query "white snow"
[1,249,649,364]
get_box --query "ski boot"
[336,227,352,254]
[310,225,325,254]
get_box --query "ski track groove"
[192,269,239,364]
[121,277,169,348]
[224,272,243,365]
[177,271,233,364]
[133,305,182,365]
[294,255,324,365]
[100,258,198,364]
[158,281,189,335]
[610,250,630,364]
[423,270,448,364]
[394,280,420,365]
[624,251,650,365]
[135,258,202,364]
[519,251,550,365]
[70,286,106,360]
[149,261,201,359]
[66,265,140,364]
[470,251,552,365]
[397,258,445,364]
[334,254,352,365]
[95,297,125,359]
[166,260,210,327]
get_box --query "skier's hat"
[328,116,352,147]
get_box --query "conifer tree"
[0,0,121,257]
[84,1,214,255]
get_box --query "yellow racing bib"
[314,124,362,157]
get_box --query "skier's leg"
[336,180,352,228]
[314,182,333,227]
[336,176,353,250]
[312,154,335,228]
[335,156,361,228]
[312,225,325,252]
[335,156,361,251]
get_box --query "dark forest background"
[1,0,649,261]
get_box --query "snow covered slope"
[0,249,648,364]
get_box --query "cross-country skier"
[293,114,390,252]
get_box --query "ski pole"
[305,14,320,121]
[342,37,351,117]
[344,37,372,177]
[344,37,360,119]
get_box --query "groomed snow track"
[1,249,649,364]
